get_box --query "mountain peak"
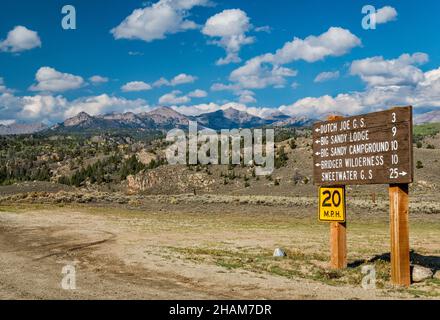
[146,106,189,125]
[195,107,265,130]
[222,108,262,122]
[77,111,92,118]
[63,112,93,127]
[263,110,290,121]
[222,107,241,115]
[148,106,183,116]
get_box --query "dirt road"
[0,204,438,299]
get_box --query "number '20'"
[322,190,342,207]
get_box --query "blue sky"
[0,0,439,124]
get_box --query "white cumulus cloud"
[188,89,207,98]
[171,73,197,85]
[153,73,197,87]
[375,6,398,24]
[121,81,152,92]
[171,102,223,116]
[89,75,109,84]
[153,77,170,87]
[280,61,440,118]
[29,67,84,93]
[0,26,41,53]
[230,54,298,89]
[210,82,241,91]
[169,56,440,120]
[229,27,360,89]
[63,94,150,118]
[4,93,150,123]
[111,0,210,42]
[159,90,191,105]
[271,27,361,64]
[20,95,68,120]
[237,90,257,104]
[171,102,278,118]
[202,9,254,65]
[279,93,365,117]
[350,53,429,87]
[3,63,440,125]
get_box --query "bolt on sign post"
[313,107,413,286]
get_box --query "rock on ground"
[412,265,433,282]
[273,248,287,257]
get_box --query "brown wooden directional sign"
[313,106,413,186]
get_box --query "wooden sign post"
[313,106,413,286]
[330,218,347,269]
[325,116,347,270]
[389,184,410,286]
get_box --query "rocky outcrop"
[136,150,158,166]
[127,166,216,194]
[63,112,94,127]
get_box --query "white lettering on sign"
[331,134,347,144]
[319,123,338,134]
[321,170,359,182]
[349,130,369,142]
[349,141,390,155]
[320,159,343,169]
[345,155,384,168]
[330,146,347,157]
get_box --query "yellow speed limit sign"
[319,187,346,222]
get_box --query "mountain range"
[0,122,47,135]
[414,110,440,124]
[43,106,314,135]
[3,106,439,136]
